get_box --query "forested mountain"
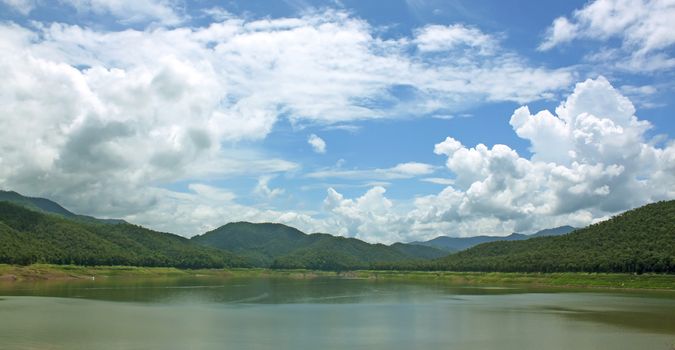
[0,190,126,225]
[1,190,672,273]
[0,202,247,268]
[425,201,674,273]
[191,222,308,265]
[192,222,448,269]
[411,226,576,252]
[0,194,447,270]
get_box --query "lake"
[0,276,673,350]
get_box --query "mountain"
[192,222,448,269]
[431,201,675,273]
[411,226,576,252]
[529,226,577,238]
[0,192,448,271]
[5,189,671,273]
[0,190,126,225]
[0,201,247,268]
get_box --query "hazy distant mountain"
[434,201,675,273]
[528,226,577,238]
[192,222,449,269]
[411,226,576,252]
[0,190,126,225]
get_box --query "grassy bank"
[0,264,337,281]
[1,264,674,290]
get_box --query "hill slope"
[0,190,125,225]
[433,201,675,273]
[0,202,247,268]
[192,222,448,268]
[412,226,576,252]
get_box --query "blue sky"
[1,0,674,243]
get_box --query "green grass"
[1,264,674,290]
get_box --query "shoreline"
[1,264,674,291]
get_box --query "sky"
[0,0,674,243]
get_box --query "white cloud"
[188,183,236,202]
[317,77,675,243]
[434,137,464,156]
[62,0,184,25]
[201,7,233,21]
[322,186,402,242]
[124,185,322,236]
[414,24,496,54]
[0,10,573,237]
[307,134,327,154]
[426,77,674,231]
[307,162,435,180]
[538,17,578,51]
[421,177,455,185]
[254,175,285,199]
[389,162,435,176]
[539,0,675,71]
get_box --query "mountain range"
[0,190,447,269]
[410,226,576,252]
[1,190,673,273]
[192,221,448,269]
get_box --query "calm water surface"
[0,276,673,350]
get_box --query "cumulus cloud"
[538,17,579,51]
[307,134,327,154]
[0,9,573,237]
[322,186,403,242]
[539,0,675,71]
[414,24,496,54]
[254,175,285,199]
[320,77,675,243]
[124,185,321,236]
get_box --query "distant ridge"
[191,221,449,269]
[0,190,126,225]
[411,226,576,252]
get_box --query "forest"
[0,190,673,273]
[0,202,247,268]
[377,200,675,273]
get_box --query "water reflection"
[0,276,542,304]
[0,276,673,350]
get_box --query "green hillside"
[0,202,247,268]
[431,200,675,273]
[3,190,671,273]
[192,222,308,265]
[270,235,439,270]
[0,190,126,225]
[192,222,448,268]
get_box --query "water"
[0,276,673,350]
